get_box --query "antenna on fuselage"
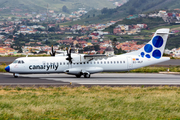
[26,51,28,57]
[26,53,28,57]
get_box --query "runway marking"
[78,83,180,85]
[0,83,71,85]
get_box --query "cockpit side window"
[13,60,25,64]
[13,60,18,63]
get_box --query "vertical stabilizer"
[125,28,169,59]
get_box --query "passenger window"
[90,62,92,64]
[114,61,116,64]
[87,62,89,64]
[94,62,96,64]
[111,61,113,64]
[80,62,82,64]
[22,61,24,64]
[84,62,85,64]
[123,61,125,63]
[120,61,122,63]
[67,63,69,65]
[117,61,119,64]
[60,62,62,65]
[104,61,106,64]
[97,62,99,64]
[63,62,65,65]
[101,62,103,64]
[107,61,109,64]
[73,63,75,65]
[18,61,21,64]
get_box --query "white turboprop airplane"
[5,28,170,78]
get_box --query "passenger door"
[127,57,133,69]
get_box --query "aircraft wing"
[84,54,113,60]
[84,54,106,57]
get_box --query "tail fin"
[125,28,170,59]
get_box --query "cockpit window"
[13,60,18,63]
[13,60,25,64]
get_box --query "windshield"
[12,60,25,64]
[13,60,18,63]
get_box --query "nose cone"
[5,66,10,72]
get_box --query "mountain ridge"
[78,0,180,25]
[0,0,128,13]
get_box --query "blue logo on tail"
[140,36,163,59]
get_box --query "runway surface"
[1,73,180,86]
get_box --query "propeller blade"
[69,47,71,54]
[53,51,56,56]
[66,47,72,64]
[65,47,68,54]
[50,45,56,56]
[51,45,54,53]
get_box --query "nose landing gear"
[13,73,19,78]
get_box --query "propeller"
[50,45,56,56]
[66,47,72,64]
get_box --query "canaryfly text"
[29,63,59,71]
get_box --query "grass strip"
[0,65,6,72]
[0,86,180,119]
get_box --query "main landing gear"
[75,73,91,78]
[84,73,90,78]
[13,73,19,78]
[76,75,81,78]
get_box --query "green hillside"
[79,0,180,24]
[0,0,127,13]
[118,0,180,13]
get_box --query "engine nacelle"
[64,67,103,75]
[64,68,82,75]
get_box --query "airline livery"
[5,28,170,78]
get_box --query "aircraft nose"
[5,66,10,72]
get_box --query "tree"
[94,44,100,51]
[128,7,136,15]
[48,27,55,32]
[101,8,108,14]
[114,48,126,55]
[17,46,22,53]
[36,28,43,31]
[62,5,70,13]
[75,44,80,48]
[8,35,13,39]
[112,38,118,54]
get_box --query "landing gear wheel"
[84,74,90,78]
[13,73,19,78]
[76,75,81,78]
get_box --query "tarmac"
[0,73,180,87]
